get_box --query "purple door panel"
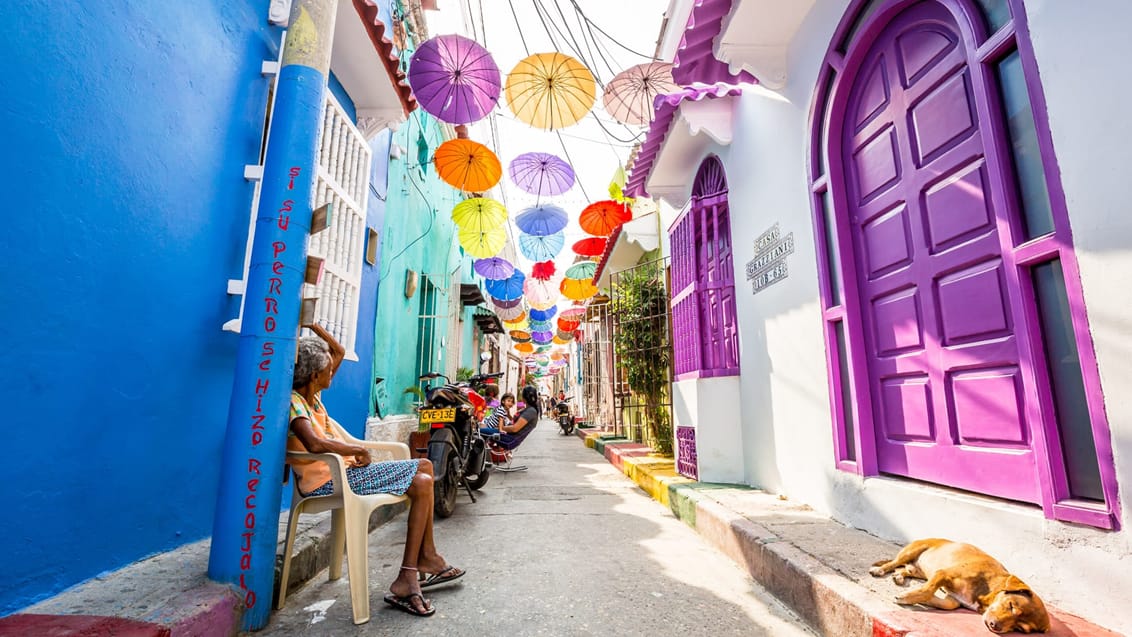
[843,1,1039,503]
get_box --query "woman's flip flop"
[383,592,435,617]
[419,565,465,589]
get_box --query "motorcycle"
[417,371,502,518]
[556,397,574,435]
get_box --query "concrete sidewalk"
[3,502,406,636]
[576,427,1123,637]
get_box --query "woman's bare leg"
[388,468,433,612]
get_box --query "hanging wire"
[566,0,662,60]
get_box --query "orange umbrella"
[505,53,596,130]
[514,342,535,353]
[579,200,632,236]
[572,237,607,257]
[558,318,581,332]
[509,329,531,340]
[560,277,598,301]
[435,139,502,192]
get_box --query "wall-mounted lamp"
[405,269,419,299]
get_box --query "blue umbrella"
[514,204,569,237]
[485,270,525,302]
[519,231,565,261]
[529,305,557,321]
[528,319,554,332]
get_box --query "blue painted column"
[207,1,338,630]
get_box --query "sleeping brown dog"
[870,538,1050,633]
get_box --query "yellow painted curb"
[620,456,692,508]
[583,432,604,449]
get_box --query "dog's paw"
[893,573,906,586]
[868,566,886,577]
[894,594,915,606]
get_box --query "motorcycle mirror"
[480,352,492,362]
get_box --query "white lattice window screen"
[225,55,372,361]
[306,94,372,358]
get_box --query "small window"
[973,0,1012,34]
[996,49,1055,240]
[834,321,856,462]
[820,188,843,306]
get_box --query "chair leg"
[343,501,371,625]
[329,508,345,581]
[275,504,304,610]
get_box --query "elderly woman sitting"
[289,324,464,617]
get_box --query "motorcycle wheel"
[467,464,491,490]
[434,454,459,518]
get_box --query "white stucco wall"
[673,376,745,483]
[687,0,1132,630]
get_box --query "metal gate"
[609,257,673,453]
[581,299,615,429]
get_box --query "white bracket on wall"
[268,0,293,26]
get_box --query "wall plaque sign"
[746,223,794,294]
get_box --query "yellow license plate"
[419,408,456,423]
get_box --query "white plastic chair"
[276,419,411,624]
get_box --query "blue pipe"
[208,2,337,630]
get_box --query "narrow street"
[260,421,815,636]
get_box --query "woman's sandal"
[419,565,465,589]
[383,592,435,617]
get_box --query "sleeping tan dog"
[870,538,1050,633]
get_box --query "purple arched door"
[842,1,1039,503]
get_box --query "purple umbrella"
[492,296,524,309]
[531,330,555,343]
[515,204,569,237]
[509,152,576,196]
[474,257,515,280]
[409,34,501,125]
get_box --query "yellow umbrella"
[435,139,502,192]
[503,311,528,327]
[458,225,507,259]
[451,197,508,233]
[505,53,596,130]
[560,277,598,301]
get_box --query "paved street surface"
[260,421,815,636]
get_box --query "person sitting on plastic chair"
[480,386,540,472]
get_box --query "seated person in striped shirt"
[481,392,514,431]
[480,386,540,448]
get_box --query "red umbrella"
[558,318,581,332]
[579,200,632,236]
[573,237,607,257]
[531,260,556,281]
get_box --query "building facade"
[633,0,1132,630]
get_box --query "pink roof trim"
[624,85,744,199]
[672,0,757,86]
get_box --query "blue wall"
[1,0,284,614]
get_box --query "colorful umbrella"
[408,34,501,125]
[527,297,557,311]
[557,318,581,331]
[474,256,515,280]
[458,225,506,259]
[529,319,554,332]
[452,197,508,233]
[524,277,558,305]
[435,139,502,192]
[579,200,632,236]
[505,53,597,130]
[560,306,588,319]
[492,295,523,309]
[602,62,680,126]
[514,342,535,354]
[509,329,531,340]
[509,152,576,196]
[564,261,597,280]
[556,330,576,341]
[531,260,556,280]
[529,305,557,321]
[485,270,526,301]
[572,237,607,257]
[511,335,531,344]
[561,278,598,301]
[503,313,528,327]
[514,204,569,236]
[494,304,526,321]
[519,231,565,261]
[531,330,555,343]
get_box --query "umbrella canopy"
[492,295,524,309]
[485,270,526,302]
[524,277,559,305]
[474,256,515,280]
[435,139,502,192]
[555,329,576,340]
[514,204,569,236]
[557,318,581,331]
[530,260,556,280]
[509,329,531,340]
[458,225,506,259]
[527,296,557,311]
[564,261,597,280]
[452,197,508,233]
[529,305,557,321]
[511,335,531,344]
[528,319,554,332]
[514,342,535,354]
[601,62,680,126]
[503,313,528,328]
[579,200,632,236]
[519,231,565,261]
[531,330,555,343]
[509,152,576,196]
[572,237,607,257]
[494,304,526,321]
[505,53,596,130]
[561,277,599,301]
[560,306,588,319]
[408,34,501,125]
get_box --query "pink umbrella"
[602,62,679,126]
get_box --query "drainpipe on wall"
[207,1,337,630]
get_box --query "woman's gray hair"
[294,336,331,389]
